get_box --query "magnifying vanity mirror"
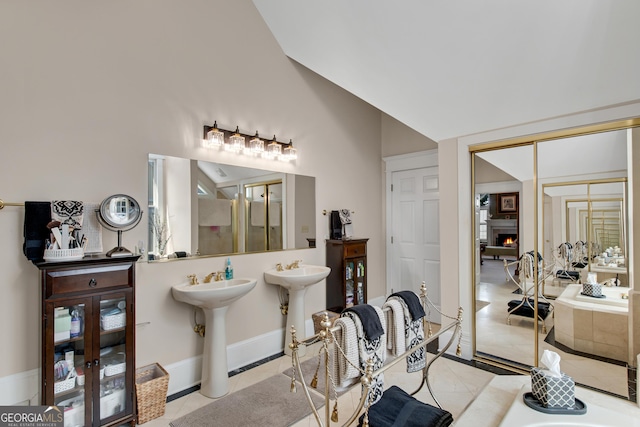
[147,154,316,261]
[96,194,143,257]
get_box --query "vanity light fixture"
[227,126,245,153]
[248,131,264,154]
[202,123,297,162]
[264,135,282,159]
[282,139,297,161]
[204,121,225,148]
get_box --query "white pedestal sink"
[264,265,330,355]
[172,278,257,398]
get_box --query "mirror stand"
[106,230,133,257]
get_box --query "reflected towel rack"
[0,199,24,210]
[322,209,354,215]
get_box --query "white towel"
[386,295,426,373]
[198,198,231,226]
[383,299,406,356]
[250,201,281,227]
[331,317,360,387]
[250,201,265,226]
[342,306,386,405]
[81,202,103,254]
[269,202,281,226]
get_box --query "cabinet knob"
[88,278,97,287]
[86,361,92,369]
[94,359,100,367]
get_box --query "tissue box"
[531,367,575,408]
[582,282,602,297]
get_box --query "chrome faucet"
[285,260,302,270]
[188,274,199,285]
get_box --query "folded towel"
[383,299,406,356]
[81,202,103,254]
[331,316,360,386]
[342,306,386,404]
[342,304,385,341]
[339,209,352,225]
[199,198,232,226]
[23,201,52,261]
[51,200,84,229]
[330,210,342,239]
[389,291,425,321]
[358,386,453,427]
[386,295,426,373]
[269,201,281,226]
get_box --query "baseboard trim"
[164,326,289,396]
[0,368,40,406]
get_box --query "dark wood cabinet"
[325,238,368,312]
[35,256,139,427]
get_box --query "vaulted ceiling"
[253,1,640,142]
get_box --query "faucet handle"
[276,263,283,272]
[216,271,225,281]
[187,274,199,285]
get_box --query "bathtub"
[498,385,640,427]
[554,284,628,361]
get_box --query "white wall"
[0,0,385,401]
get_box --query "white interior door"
[390,167,441,321]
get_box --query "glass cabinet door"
[345,260,355,307]
[51,301,87,427]
[97,295,129,423]
[355,259,365,305]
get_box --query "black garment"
[358,386,453,427]
[23,201,51,261]
[389,291,426,321]
[342,304,384,341]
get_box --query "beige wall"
[381,113,437,157]
[0,0,386,381]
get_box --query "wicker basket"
[135,363,169,424]
[101,312,126,331]
[312,310,340,334]
[54,376,76,394]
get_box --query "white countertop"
[454,376,640,427]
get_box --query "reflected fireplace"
[496,234,517,247]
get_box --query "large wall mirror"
[147,154,316,261]
[472,126,634,399]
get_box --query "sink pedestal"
[284,288,308,356]
[201,306,230,398]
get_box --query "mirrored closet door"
[472,125,635,399]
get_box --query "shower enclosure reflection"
[148,154,315,261]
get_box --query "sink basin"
[171,277,257,398]
[264,265,331,290]
[172,278,257,309]
[264,265,330,355]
